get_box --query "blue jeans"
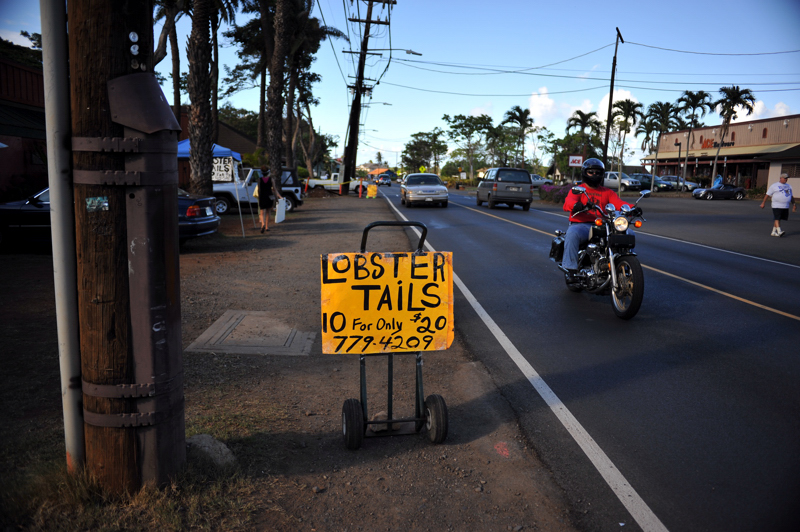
[563,223,635,270]
[563,223,591,270]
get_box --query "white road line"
[383,195,669,532]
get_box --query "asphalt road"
[378,187,800,532]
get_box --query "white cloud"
[732,100,793,122]
[470,103,493,117]
[529,87,558,125]
[597,89,638,126]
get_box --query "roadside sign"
[568,155,583,167]
[419,166,426,173]
[320,251,454,354]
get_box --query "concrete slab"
[185,310,315,356]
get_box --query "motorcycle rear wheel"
[611,256,644,319]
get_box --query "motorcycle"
[549,187,650,320]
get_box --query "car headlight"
[613,216,629,232]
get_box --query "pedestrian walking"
[760,173,796,237]
[257,166,282,233]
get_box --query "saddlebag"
[549,236,564,262]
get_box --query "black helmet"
[581,158,605,187]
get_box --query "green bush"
[747,185,766,199]
[539,184,571,204]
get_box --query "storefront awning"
[642,142,800,161]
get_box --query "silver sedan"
[400,173,449,208]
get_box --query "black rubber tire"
[214,195,231,215]
[476,196,483,206]
[488,196,496,209]
[400,195,405,205]
[406,199,413,208]
[442,201,448,208]
[621,185,627,192]
[522,203,530,211]
[342,398,365,450]
[283,195,296,212]
[611,255,644,320]
[705,192,714,200]
[425,394,448,444]
[735,191,744,200]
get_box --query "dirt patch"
[1,195,578,531]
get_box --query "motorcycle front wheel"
[611,256,644,319]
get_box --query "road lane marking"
[448,199,800,320]
[642,264,800,322]
[384,196,669,532]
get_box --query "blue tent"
[176,139,241,161]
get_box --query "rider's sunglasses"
[585,169,602,176]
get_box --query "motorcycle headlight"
[614,216,629,232]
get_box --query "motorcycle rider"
[562,158,638,282]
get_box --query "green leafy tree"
[610,99,644,190]
[402,132,434,173]
[676,89,713,188]
[644,101,680,188]
[218,103,259,139]
[502,105,534,168]
[442,114,493,180]
[484,124,517,167]
[566,110,601,163]
[711,86,756,182]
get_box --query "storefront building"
[642,114,800,190]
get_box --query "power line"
[627,41,800,56]
[381,81,608,97]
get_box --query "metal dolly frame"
[341,221,448,450]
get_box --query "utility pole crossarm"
[348,18,390,25]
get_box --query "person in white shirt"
[760,173,796,236]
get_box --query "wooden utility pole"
[602,27,624,168]
[69,0,185,494]
[342,1,393,193]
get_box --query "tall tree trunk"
[169,25,180,120]
[298,102,316,177]
[711,121,728,184]
[682,127,694,190]
[187,0,213,196]
[211,15,220,144]
[267,0,290,178]
[284,68,297,166]
[257,65,266,148]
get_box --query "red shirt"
[563,185,633,223]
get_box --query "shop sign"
[701,139,735,149]
[320,251,454,354]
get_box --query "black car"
[0,187,220,247]
[692,183,746,200]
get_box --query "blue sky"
[3,0,799,168]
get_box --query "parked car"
[213,167,303,215]
[0,187,220,247]
[400,173,449,207]
[529,174,553,189]
[476,167,534,210]
[603,172,640,191]
[630,173,674,192]
[376,175,392,186]
[660,175,699,192]
[692,183,746,200]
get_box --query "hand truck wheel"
[342,398,365,450]
[425,394,448,444]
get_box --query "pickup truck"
[304,172,343,192]
[529,174,553,188]
[213,167,304,215]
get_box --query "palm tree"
[502,105,534,168]
[644,101,680,190]
[187,0,214,195]
[284,0,347,166]
[711,86,756,183]
[566,110,601,163]
[210,0,240,143]
[676,91,713,189]
[266,0,292,182]
[154,0,189,119]
[611,99,643,192]
[636,115,657,157]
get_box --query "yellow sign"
[419,166,426,173]
[320,251,454,354]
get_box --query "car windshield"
[407,175,442,186]
[497,170,530,183]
